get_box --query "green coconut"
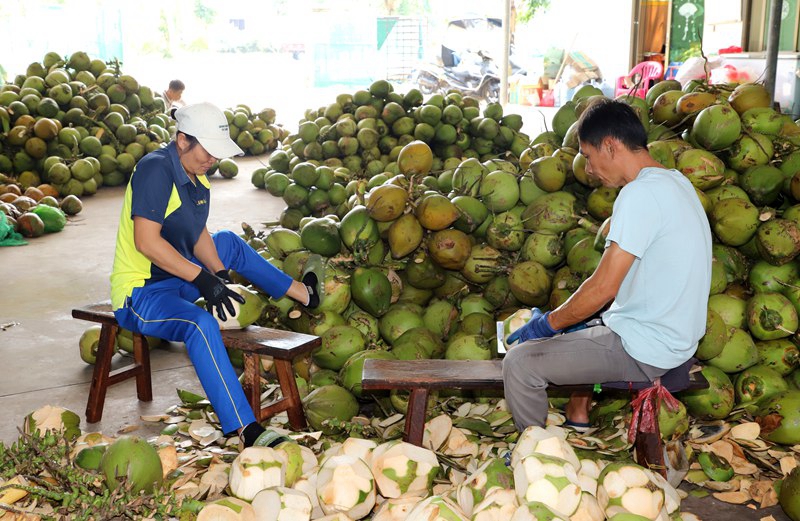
[755,390,800,445]
[445,334,492,360]
[747,292,799,340]
[303,384,359,434]
[710,197,760,246]
[748,260,799,293]
[696,310,730,360]
[735,364,789,412]
[679,365,735,420]
[339,349,396,398]
[509,261,552,307]
[351,267,392,317]
[708,327,759,373]
[780,466,800,521]
[100,436,163,493]
[708,293,747,329]
[658,399,689,440]
[379,305,425,346]
[313,325,367,371]
[756,339,800,376]
[755,218,800,266]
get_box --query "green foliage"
[0,430,191,520]
[194,0,216,23]
[517,0,552,22]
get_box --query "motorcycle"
[411,50,520,102]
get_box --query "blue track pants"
[114,230,294,434]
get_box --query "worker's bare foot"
[565,391,592,425]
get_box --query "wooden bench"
[72,302,320,430]
[362,358,708,475]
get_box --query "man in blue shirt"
[111,102,322,447]
[503,99,712,431]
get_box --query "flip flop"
[564,419,592,433]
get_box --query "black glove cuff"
[192,269,224,300]
[216,269,232,283]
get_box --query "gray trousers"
[501,326,667,431]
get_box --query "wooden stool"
[362,358,708,476]
[72,302,320,430]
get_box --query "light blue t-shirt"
[601,167,712,369]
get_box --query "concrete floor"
[0,128,790,520]
[0,160,286,444]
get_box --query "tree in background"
[516,0,550,22]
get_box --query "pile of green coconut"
[56,78,800,520]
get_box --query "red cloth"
[628,380,680,444]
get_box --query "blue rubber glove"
[506,308,561,344]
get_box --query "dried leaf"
[730,455,759,475]
[760,487,779,509]
[703,479,740,492]
[756,414,782,438]
[730,422,761,441]
[140,414,171,422]
[712,490,751,504]
[780,455,798,476]
[378,413,404,428]
[468,403,491,417]
[749,480,774,503]
[759,516,777,521]
[116,424,139,435]
[454,403,471,418]
[709,440,735,462]
[158,445,178,478]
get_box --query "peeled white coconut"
[315,514,355,521]
[251,486,313,521]
[316,454,375,520]
[372,496,426,521]
[513,453,581,517]
[509,501,568,521]
[510,426,580,471]
[570,491,605,521]
[455,458,514,515]
[470,487,519,521]
[197,497,256,521]
[576,458,606,496]
[371,440,441,498]
[339,437,379,465]
[405,495,469,521]
[229,447,286,501]
[596,462,665,520]
[503,309,533,350]
[293,471,323,519]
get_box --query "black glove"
[215,269,233,283]
[302,271,321,309]
[192,269,246,322]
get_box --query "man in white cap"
[110,102,322,447]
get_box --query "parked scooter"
[411,50,520,102]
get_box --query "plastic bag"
[0,211,27,246]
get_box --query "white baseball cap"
[175,102,244,159]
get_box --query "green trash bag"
[0,211,27,246]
